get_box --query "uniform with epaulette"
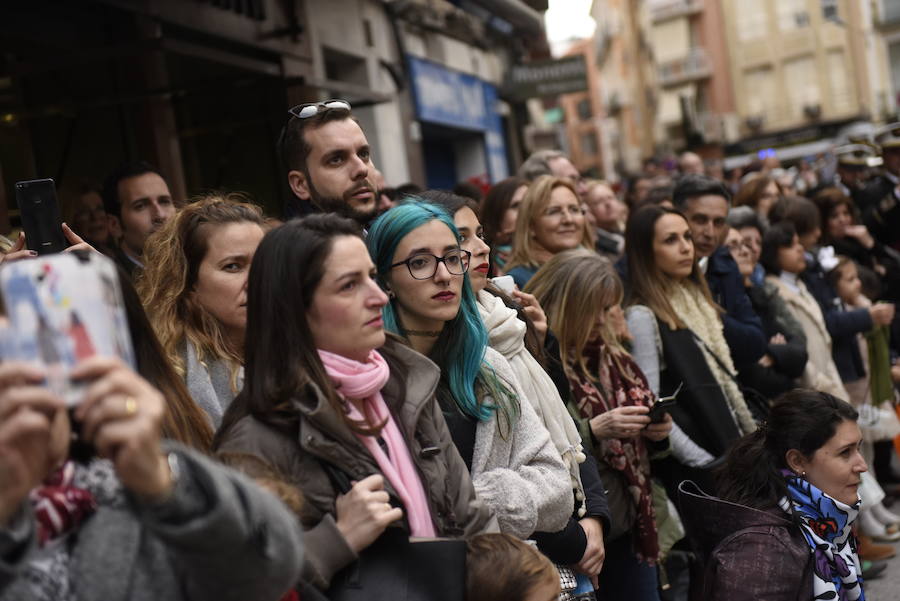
[860,123,900,245]
[833,143,877,211]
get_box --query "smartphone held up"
[15,178,67,255]
[0,251,135,408]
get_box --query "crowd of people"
[3,98,900,601]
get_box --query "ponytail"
[715,427,786,508]
[714,389,858,509]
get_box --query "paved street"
[863,535,900,601]
[864,483,900,601]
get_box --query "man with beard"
[280,99,378,226]
[102,160,177,279]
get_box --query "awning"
[724,138,835,170]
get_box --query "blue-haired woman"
[366,201,573,538]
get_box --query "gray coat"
[0,445,304,601]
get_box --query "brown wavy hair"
[136,193,265,382]
[119,269,213,450]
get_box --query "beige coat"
[766,275,849,401]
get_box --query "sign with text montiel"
[504,55,588,101]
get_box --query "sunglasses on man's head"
[287,99,352,119]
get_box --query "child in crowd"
[466,533,560,601]
[828,256,900,546]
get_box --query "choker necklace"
[404,329,442,337]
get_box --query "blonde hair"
[505,176,593,271]
[526,248,626,378]
[136,192,265,381]
[466,533,559,601]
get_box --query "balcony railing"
[657,47,711,87]
[649,0,704,23]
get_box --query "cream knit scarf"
[668,283,757,435]
[477,290,588,515]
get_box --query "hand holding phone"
[15,179,66,255]
[649,381,682,424]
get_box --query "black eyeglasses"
[287,99,351,119]
[391,250,471,280]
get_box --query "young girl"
[828,256,900,544]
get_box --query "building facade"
[556,0,658,181]
[647,0,739,155]
[0,0,547,228]
[720,0,888,160]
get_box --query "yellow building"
[720,0,886,157]
[875,0,900,117]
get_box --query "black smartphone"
[649,382,683,423]
[15,178,66,255]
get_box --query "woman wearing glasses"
[366,202,573,539]
[505,176,594,289]
[214,214,494,592]
[723,214,808,401]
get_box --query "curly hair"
[136,192,265,382]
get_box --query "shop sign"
[504,55,588,101]
[408,56,493,131]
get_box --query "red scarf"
[29,461,97,546]
[566,339,659,563]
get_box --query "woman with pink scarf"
[214,214,494,594]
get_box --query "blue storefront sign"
[407,55,508,182]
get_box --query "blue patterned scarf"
[778,470,864,601]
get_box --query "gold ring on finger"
[124,396,138,416]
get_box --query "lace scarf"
[668,283,756,435]
[477,290,587,515]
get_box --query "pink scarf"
[318,349,436,538]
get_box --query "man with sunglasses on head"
[279,99,379,226]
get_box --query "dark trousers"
[596,534,660,601]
